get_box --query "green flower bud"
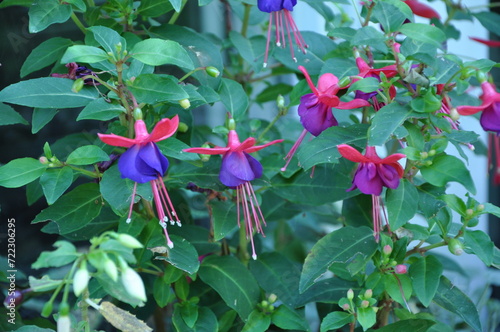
[261,300,269,308]
[360,300,370,308]
[268,293,278,304]
[364,289,373,299]
[72,78,84,93]
[477,71,488,83]
[477,204,485,212]
[59,301,70,316]
[117,234,143,249]
[450,107,460,121]
[205,66,220,78]
[425,160,433,166]
[420,151,428,159]
[347,289,354,300]
[428,149,436,156]
[103,256,118,282]
[277,95,285,109]
[41,301,53,317]
[121,268,147,302]
[179,98,191,109]
[133,108,143,120]
[383,245,392,256]
[448,238,464,256]
[178,122,189,133]
[73,266,90,297]
[39,156,49,164]
[466,209,474,217]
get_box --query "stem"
[86,0,95,7]
[67,165,101,178]
[406,241,446,256]
[168,0,188,25]
[80,75,118,94]
[82,288,90,332]
[257,112,283,142]
[179,67,204,82]
[70,12,87,34]
[241,4,252,38]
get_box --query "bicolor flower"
[404,0,440,19]
[52,62,99,85]
[257,0,307,67]
[282,66,370,171]
[337,144,405,241]
[457,81,500,134]
[98,115,181,248]
[184,120,283,259]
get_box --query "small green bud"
[72,78,84,93]
[268,293,278,304]
[122,50,128,56]
[261,300,269,308]
[39,156,49,164]
[347,289,354,300]
[420,151,428,159]
[277,94,285,109]
[59,301,70,316]
[360,300,370,308]
[41,301,53,317]
[428,149,436,156]
[103,256,118,282]
[342,303,350,311]
[450,107,460,121]
[115,42,122,54]
[205,66,220,78]
[364,289,373,299]
[477,204,485,212]
[178,122,189,133]
[383,245,392,256]
[466,209,474,217]
[228,118,236,131]
[43,142,53,159]
[73,266,90,297]
[133,108,143,120]
[425,160,433,166]
[179,98,191,109]
[200,143,211,162]
[121,267,147,302]
[117,234,143,249]
[448,238,464,256]
[268,305,275,312]
[339,77,351,88]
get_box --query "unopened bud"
[117,234,143,249]
[103,256,118,282]
[205,66,220,78]
[420,151,428,159]
[115,42,122,54]
[277,94,285,109]
[261,300,269,308]
[121,268,147,302]
[339,76,351,88]
[178,122,188,133]
[268,294,278,304]
[41,301,53,317]
[133,108,143,120]
[448,238,464,256]
[428,149,436,156]
[364,289,373,299]
[39,156,49,164]
[347,289,354,300]
[450,108,460,121]
[342,303,350,310]
[477,204,485,212]
[425,160,433,166]
[57,315,71,332]
[73,266,90,296]
[466,209,474,217]
[477,70,488,83]
[395,264,407,274]
[179,98,191,109]
[59,301,70,316]
[383,245,392,256]
[360,300,370,308]
[72,78,84,93]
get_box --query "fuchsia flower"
[282,66,370,171]
[257,0,307,67]
[337,144,405,241]
[98,115,181,248]
[184,120,283,260]
[457,82,500,134]
[404,0,440,19]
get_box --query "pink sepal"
[97,133,136,148]
[183,147,230,155]
[246,139,284,153]
[337,144,371,163]
[149,115,179,142]
[336,99,371,110]
[234,137,257,152]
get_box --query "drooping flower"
[98,114,180,248]
[281,66,371,171]
[184,119,283,259]
[257,0,307,67]
[404,0,440,19]
[337,144,405,241]
[52,62,100,85]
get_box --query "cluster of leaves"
[2,0,500,331]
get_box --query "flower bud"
[448,238,464,256]
[428,149,436,156]
[420,151,428,159]
[39,156,49,164]
[205,66,220,78]
[339,76,351,88]
[117,234,143,249]
[268,293,278,304]
[72,78,84,93]
[178,122,189,133]
[347,289,354,300]
[261,300,269,308]
[277,95,285,109]
[42,301,53,317]
[133,108,143,120]
[450,107,460,121]
[59,301,70,316]
[395,264,407,274]
[73,266,90,297]
[57,315,71,332]
[466,209,474,217]
[383,245,392,256]
[477,204,485,212]
[477,70,488,83]
[342,303,350,311]
[179,98,191,109]
[360,300,370,308]
[200,143,211,162]
[121,268,147,302]
[364,289,373,299]
[425,160,433,166]
[103,256,118,282]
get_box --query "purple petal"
[138,143,169,175]
[378,164,400,189]
[298,94,338,136]
[118,145,157,183]
[353,163,383,195]
[480,103,500,134]
[245,153,263,179]
[258,0,296,12]
[220,152,262,187]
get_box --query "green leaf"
[297,125,368,171]
[153,235,200,275]
[40,167,74,204]
[77,98,126,121]
[28,0,72,33]
[300,226,377,292]
[172,306,218,332]
[371,0,412,33]
[0,103,28,126]
[0,158,47,188]
[439,194,467,216]
[178,303,198,328]
[368,103,412,146]
[386,179,418,230]
[66,145,109,165]
[87,26,124,55]
[320,311,353,331]
[128,74,189,104]
[398,23,446,49]
[29,275,62,293]
[420,154,476,194]
[198,256,260,320]
[131,38,194,70]
[351,26,387,53]
[229,31,256,66]
[32,108,58,133]
[156,138,200,162]
[21,37,73,77]
[408,255,443,307]
[242,310,271,332]
[138,0,172,17]
[256,83,293,103]
[61,45,110,64]
[32,183,102,234]
[434,276,482,332]
[154,274,176,307]
[219,78,249,122]
[384,274,412,308]
[210,200,238,241]
[372,319,435,332]
[32,240,78,269]
[473,11,500,35]
[0,77,98,108]
[358,307,376,331]
[347,77,380,94]
[272,306,310,331]
[297,277,359,306]
[464,230,493,266]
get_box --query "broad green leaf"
[29,275,62,293]
[347,77,380,94]
[156,138,201,162]
[169,159,224,191]
[297,277,359,306]
[0,77,98,108]
[178,303,198,328]
[473,11,500,35]
[272,306,310,331]
[198,256,259,320]
[131,38,194,70]
[342,194,372,227]
[94,272,143,307]
[299,226,377,292]
[32,183,102,234]
[21,37,73,77]
[77,98,126,121]
[464,230,493,266]
[408,255,443,307]
[368,103,412,146]
[384,274,412,308]
[0,103,28,126]
[371,0,412,33]
[358,307,376,331]
[40,167,74,204]
[372,319,435,332]
[154,273,176,307]
[29,0,72,33]
[0,0,34,8]
[241,310,271,332]
[439,194,466,216]
[483,202,500,218]
[61,45,110,64]
[434,276,482,332]
[351,26,387,53]
[32,108,58,133]
[32,240,78,269]
[153,235,200,275]
[138,0,172,17]
[172,306,218,332]
[66,145,109,165]
[386,179,418,230]
[249,252,301,308]
[426,57,461,85]
[321,58,358,80]
[399,23,446,49]
[0,158,47,188]
[320,311,353,331]
[219,78,249,121]
[420,154,476,194]
[87,26,124,55]
[229,31,256,65]
[255,83,293,103]
[210,200,238,241]
[128,74,189,104]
